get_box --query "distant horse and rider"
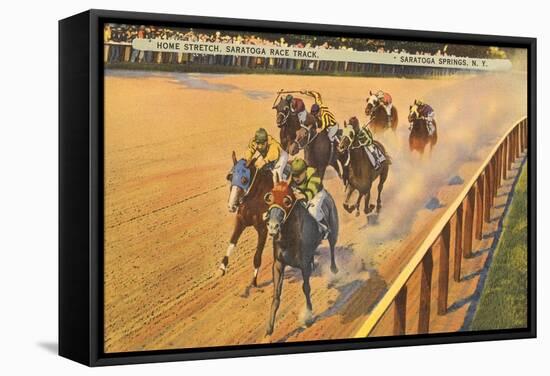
[338,116,391,217]
[272,92,316,152]
[408,99,438,154]
[365,90,398,133]
[272,90,342,180]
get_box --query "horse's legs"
[355,193,363,217]
[343,184,355,213]
[219,217,246,275]
[328,234,338,274]
[301,266,314,326]
[266,259,285,336]
[251,223,268,287]
[364,182,375,215]
[377,166,389,213]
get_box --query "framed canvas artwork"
[59,9,536,366]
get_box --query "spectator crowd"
[103,24,508,76]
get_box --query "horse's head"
[227,151,254,213]
[338,118,358,153]
[273,97,291,128]
[264,178,295,237]
[365,90,380,117]
[408,99,421,124]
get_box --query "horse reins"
[292,122,320,151]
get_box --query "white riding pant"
[425,112,435,135]
[384,103,393,117]
[274,150,289,181]
[327,123,339,142]
[307,189,328,224]
[297,110,307,124]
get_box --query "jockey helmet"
[311,103,320,115]
[254,128,268,144]
[285,94,293,102]
[290,158,307,176]
[376,90,385,98]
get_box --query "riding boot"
[386,115,392,128]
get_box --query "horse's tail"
[373,140,392,165]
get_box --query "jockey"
[285,94,307,125]
[289,158,329,239]
[302,90,339,143]
[352,119,386,170]
[375,90,393,127]
[244,128,289,182]
[414,100,436,135]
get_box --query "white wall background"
[0,0,546,373]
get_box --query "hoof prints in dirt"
[240,280,272,298]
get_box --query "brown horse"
[338,117,390,217]
[365,91,398,134]
[220,151,273,287]
[273,96,316,152]
[408,101,438,154]
[264,178,339,335]
[290,124,342,180]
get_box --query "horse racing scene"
[103,23,529,353]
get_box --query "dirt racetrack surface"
[103,70,526,352]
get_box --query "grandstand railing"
[354,116,528,337]
[102,42,472,77]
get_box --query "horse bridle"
[268,199,298,224]
[292,122,319,151]
[366,97,381,117]
[231,168,258,206]
[276,107,290,128]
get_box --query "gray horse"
[264,178,339,336]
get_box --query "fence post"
[508,132,513,170]
[514,128,519,160]
[475,175,485,240]
[503,138,508,180]
[497,146,503,188]
[520,122,525,150]
[516,127,520,158]
[487,162,494,218]
[496,157,498,201]
[418,248,433,334]
[463,187,476,258]
[394,287,407,335]
[438,223,451,315]
[454,205,463,282]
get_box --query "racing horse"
[290,123,343,180]
[264,177,339,335]
[338,117,390,217]
[220,151,273,287]
[408,100,438,154]
[273,95,316,152]
[365,91,398,133]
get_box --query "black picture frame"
[59,9,537,367]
